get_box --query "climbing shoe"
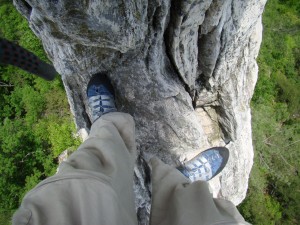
[87,72,117,122]
[177,147,229,182]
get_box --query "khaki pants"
[13,112,250,225]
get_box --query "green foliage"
[0,1,81,224]
[239,0,300,224]
[240,188,282,225]
[0,210,13,225]
[47,118,81,157]
[274,72,300,115]
[253,0,300,115]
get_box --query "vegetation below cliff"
[0,0,299,224]
[238,0,300,224]
[0,1,80,223]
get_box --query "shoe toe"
[177,147,230,182]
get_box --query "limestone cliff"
[14,0,267,223]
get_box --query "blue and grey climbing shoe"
[177,147,229,182]
[87,73,117,122]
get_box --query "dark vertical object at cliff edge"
[0,38,57,80]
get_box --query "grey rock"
[14,0,267,223]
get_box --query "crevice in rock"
[151,6,160,31]
[202,106,219,125]
[80,97,92,129]
[134,155,152,224]
[13,0,32,20]
[163,57,191,99]
[21,0,32,14]
[163,3,195,104]
[213,105,234,144]
[163,3,182,76]
[192,94,197,109]
[230,0,238,31]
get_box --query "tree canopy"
[0,0,80,222]
[238,0,300,224]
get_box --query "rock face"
[14,0,267,224]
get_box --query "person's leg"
[149,157,250,225]
[58,112,137,219]
[13,72,138,225]
[13,112,138,225]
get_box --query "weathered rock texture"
[14,0,267,224]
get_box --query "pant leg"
[58,112,137,210]
[13,112,138,225]
[149,157,251,225]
